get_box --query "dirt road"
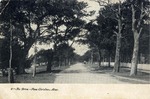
[54,63,129,84]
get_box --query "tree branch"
[0,0,11,15]
[131,4,136,32]
[92,0,121,20]
[69,39,75,47]
[138,27,143,38]
[91,0,109,6]
[137,2,144,29]
[40,29,49,36]
[113,30,118,36]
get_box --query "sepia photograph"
[0,0,150,98]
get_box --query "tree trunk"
[64,58,67,66]
[113,33,121,73]
[59,56,61,68]
[130,35,139,76]
[8,68,14,83]
[91,50,93,64]
[98,49,101,67]
[18,57,25,74]
[130,3,143,76]
[47,61,52,72]
[18,40,34,74]
[68,58,71,66]
[108,52,111,67]
[18,49,29,74]
[32,57,36,77]
[8,19,14,83]
[113,3,122,73]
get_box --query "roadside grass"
[0,76,8,83]
[0,65,70,83]
[109,67,150,84]
[15,72,56,83]
[86,63,150,84]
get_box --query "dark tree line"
[0,0,149,83]
[0,0,90,79]
[80,0,150,76]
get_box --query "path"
[54,63,129,83]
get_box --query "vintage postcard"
[0,0,150,99]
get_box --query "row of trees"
[33,43,80,72]
[0,0,91,79]
[0,0,149,83]
[80,0,150,76]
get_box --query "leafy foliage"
[0,0,89,73]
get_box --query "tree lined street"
[0,0,149,83]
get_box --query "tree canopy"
[0,0,89,74]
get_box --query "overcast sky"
[73,0,120,55]
[29,0,100,56]
[71,0,100,55]
[29,0,120,56]
[0,0,120,56]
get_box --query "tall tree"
[0,0,88,74]
[82,14,116,67]
[0,0,49,74]
[92,0,126,72]
[128,0,150,76]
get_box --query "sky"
[0,0,118,56]
[71,0,100,55]
[0,0,119,56]
[72,0,120,55]
[29,0,119,56]
[29,0,101,56]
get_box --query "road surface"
[54,63,129,84]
